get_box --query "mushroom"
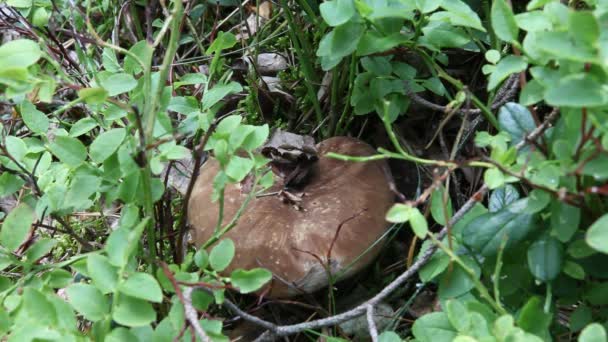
[188,135,394,298]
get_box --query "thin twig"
[366,305,379,342]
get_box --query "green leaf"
[5,0,32,7]
[570,305,592,332]
[206,31,237,54]
[356,31,409,56]
[69,117,98,137]
[25,238,57,262]
[105,327,138,342]
[517,296,552,337]
[123,41,153,75]
[20,100,49,134]
[0,203,34,251]
[385,203,410,223]
[100,73,138,96]
[320,0,355,26]
[105,219,148,267]
[586,213,608,254]
[230,268,272,293]
[439,255,480,298]
[0,39,41,70]
[202,82,242,110]
[569,11,599,46]
[49,136,87,167]
[410,207,429,238]
[491,0,518,43]
[545,74,608,108]
[488,55,527,90]
[435,0,485,32]
[527,235,563,281]
[112,295,156,327]
[412,312,457,342]
[551,200,580,242]
[174,73,207,88]
[209,239,235,272]
[89,128,126,163]
[225,156,254,182]
[563,260,585,280]
[515,11,552,32]
[0,173,25,197]
[498,102,536,147]
[194,248,209,269]
[578,323,607,342]
[484,168,505,189]
[416,0,442,13]
[78,87,108,104]
[317,20,364,61]
[430,186,452,225]
[168,96,199,114]
[102,48,122,73]
[64,175,101,210]
[5,135,27,162]
[446,300,471,333]
[118,272,163,303]
[463,199,538,257]
[519,79,545,105]
[87,254,118,294]
[241,124,269,151]
[65,283,110,321]
[489,185,519,212]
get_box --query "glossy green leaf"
[463,199,538,256]
[489,185,520,212]
[586,214,608,254]
[527,235,563,281]
[550,200,580,242]
[498,102,536,147]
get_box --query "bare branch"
[366,305,379,342]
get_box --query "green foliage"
[2,0,608,339]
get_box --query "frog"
[260,129,318,188]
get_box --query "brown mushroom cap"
[188,136,394,298]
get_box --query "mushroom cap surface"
[188,136,394,297]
